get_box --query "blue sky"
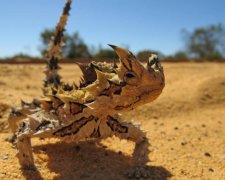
[0,0,225,58]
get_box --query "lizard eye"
[125,72,135,78]
[124,71,138,85]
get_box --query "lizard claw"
[22,164,37,171]
[125,165,150,179]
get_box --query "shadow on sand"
[22,141,172,180]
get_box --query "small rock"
[209,168,214,172]
[204,92,212,99]
[181,142,187,146]
[2,155,8,160]
[174,127,179,130]
[26,85,31,89]
[201,124,206,128]
[204,152,211,157]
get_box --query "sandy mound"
[198,77,225,106]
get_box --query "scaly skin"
[8,0,165,178]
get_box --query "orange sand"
[0,63,224,179]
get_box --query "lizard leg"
[8,110,26,133]
[105,115,151,178]
[106,115,149,164]
[7,115,25,143]
[17,134,36,170]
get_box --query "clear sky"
[0,0,225,58]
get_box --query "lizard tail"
[43,0,72,95]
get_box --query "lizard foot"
[22,164,37,171]
[125,165,151,179]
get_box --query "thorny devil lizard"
[7,0,165,178]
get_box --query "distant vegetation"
[2,23,225,62]
[182,23,225,61]
[40,30,91,58]
[39,23,225,62]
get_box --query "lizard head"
[75,45,164,113]
[108,45,165,110]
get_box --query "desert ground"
[0,62,224,180]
